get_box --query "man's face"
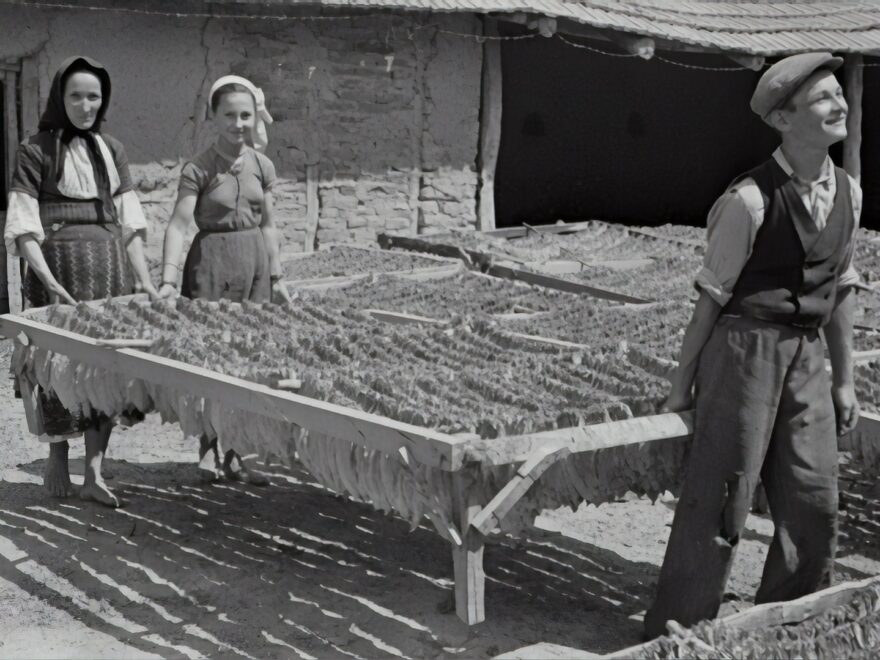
[773,70,848,148]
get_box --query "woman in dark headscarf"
[4,56,158,506]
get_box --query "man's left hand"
[272,280,292,305]
[832,384,860,436]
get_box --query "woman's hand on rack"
[47,281,77,306]
[157,283,179,300]
[272,280,292,305]
[143,283,162,302]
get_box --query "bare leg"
[44,440,74,498]
[199,435,222,482]
[79,417,120,507]
[223,450,269,486]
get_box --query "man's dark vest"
[723,157,854,328]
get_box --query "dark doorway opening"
[494,29,781,228]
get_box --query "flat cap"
[750,52,843,120]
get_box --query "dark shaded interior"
[494,30,877,229]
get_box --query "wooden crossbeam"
[463,411,695,466]
[485,264,653,304]
[0,314,469,471]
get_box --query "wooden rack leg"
[452,470,485,625]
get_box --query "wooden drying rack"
[4,305,879,626]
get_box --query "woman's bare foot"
[79,479,121,507]
[81,418,120,507]
[44,441,74,498]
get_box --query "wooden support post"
[4,70,23,313]
[844,53,863,182]
[477,17,502,232]
[452,470,485,625]
[19,56,39,138]
[304,164,318,252]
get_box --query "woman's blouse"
[178,145,276,233]
[4,132,147,256]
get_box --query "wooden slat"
[839,409,880,466]
[363,309,450,326]
[483,220,600,239]
[4,71,18,190]
[625,226,703,250]
[463,411,694,466]
[485,264,653,304]
[304,163,318,252]
[0,314,469,471]
[720,574,880,631]
[477,17,502,232]
[844,53,863,182]
[19,56,39,138]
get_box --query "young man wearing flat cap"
[644,52,861,639]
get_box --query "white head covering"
[208,75,273,153]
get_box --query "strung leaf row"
[635,578,880,659]
[303,271,582,318]
[282,245,444,281]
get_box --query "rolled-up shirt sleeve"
[4,191,44,257]
[114,190,148,244]
[838,175,862,289]
[695,182,762,306]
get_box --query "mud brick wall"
[0,7,483,274]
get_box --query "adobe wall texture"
[0,6,483,270]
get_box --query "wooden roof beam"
[726,53,765,71]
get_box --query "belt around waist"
[39,201,106,224]
[722,309,822,330]
[196,225,261,235]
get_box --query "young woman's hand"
[157,283,178,300]
[143,283,162,302]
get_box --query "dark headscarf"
[39,56,116,222]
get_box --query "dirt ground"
[0,340,878,659]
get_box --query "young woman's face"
[64,71,103,130]
[214,92,256,146]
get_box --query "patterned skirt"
[182,227,270,303]
[22,222,133,436]
[23,223,132,307]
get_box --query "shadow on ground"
[1,458,664,658]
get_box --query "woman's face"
[64,71,103,130]
[214,92,256,147]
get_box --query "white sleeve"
[114,190,148,242]
[838,176,862,288]
[4,192,44,257]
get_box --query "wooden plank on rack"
[0,314,469,471]
[839,410,880,466]
[485,264,653,304]
[463,411,694,466]
[484,221,599,239]
[625,226,703,250]
[363,309,449,326]
[720,574,880,631]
